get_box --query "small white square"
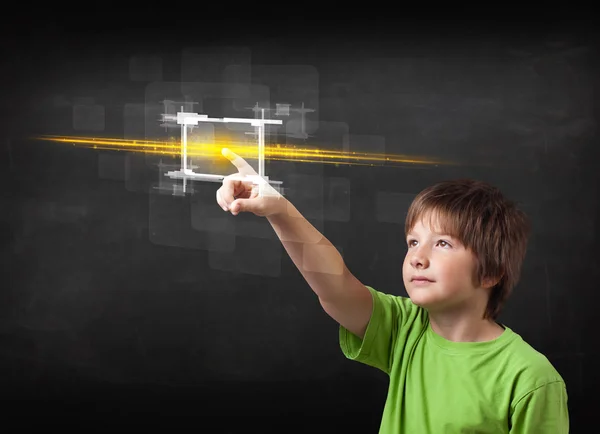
[276,103,290,116]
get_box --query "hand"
[216,148,285,217]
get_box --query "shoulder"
[502,328,566,397]
[506,337,570,433]
[366,285,428,328]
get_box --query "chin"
[406,287,439,308]
[406,290,426,305]
[409,296,434,308]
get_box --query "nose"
[410,246,429,269]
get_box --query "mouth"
[411,277,435,283]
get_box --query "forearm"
[266,198,349,303]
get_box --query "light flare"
[34,134,453,167]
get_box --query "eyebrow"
[406,232,454,238]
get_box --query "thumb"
[230,197,258,216]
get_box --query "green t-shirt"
[339,286,569,433]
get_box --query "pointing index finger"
[222,148,256,176]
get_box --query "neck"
[428,309,504,342]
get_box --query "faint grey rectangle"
[144,81,186,139]
[222,64,251,85]
[179,82,270,133]
[98,153,126,181]
[324,177,350,222]
[156,161,183,192]
[124,153,153,193]
[129,56,163,82]
[181,46,251,83]
[72,97,95,105]
[206,227,236,253]
[300,120,348,155]
[123,103,145,139]
[285,173,324,221]
[376,191,416,224]
[208,236,282,277]
[180,82,256,100]
[149,187,234,252]
[284,111,320,140]
[73,104,105,131]
[251,65,319,136]
[143,81,269,158]
[190,184,279,241]
[251,65,319,110]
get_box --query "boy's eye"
[407,239,453,248]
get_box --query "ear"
[481,273,503,289]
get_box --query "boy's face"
[402,213,483,313]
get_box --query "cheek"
[438,258,477,288]
[402,254,411,272]
[401,256,411,284]
[438,267,461,286]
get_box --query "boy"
[215,148,569,433]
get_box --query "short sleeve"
[339,286,426,375]
[510,381,569,433]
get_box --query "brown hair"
[405,179,531,320]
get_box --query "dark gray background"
[1,12,597,432]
